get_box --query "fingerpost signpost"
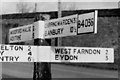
[33,14,51,80]
[1,10,114,80]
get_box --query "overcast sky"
[0,0,119,14]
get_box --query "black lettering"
[62,48,67,54]
[0,51,4,55]
[77,49,81,54]
[45,28,63,36]
[81,49,85,54]
[70,55,73,60]
[73,55,78,60]
[77,49,100,54]
[87,19,91,27]
[61,28,64,34]
[106,50,108,55]
[70,27,74,33]
[106,56,108,61]
[18,46,23,51]
[65,55,69,60]
[47,17,77,27]
[68,48,71,54]
[0,45,9,51]
[85,19,88,27]
[14,46,18,51]
[57,55,78,61]
[10,35,21,41]
[1,45,4,50]
[5,56,9,61]
[57,29,61,34]
[14,46,23,51]
[28,52,32,56]
[89,49,92,54]
[90,18,94,26]
[9,56,14,61]
[28,26,31,32]
[55,48,61,54]
[78,20,81,28]
[28,46,31,51]
[73,49,76,54]
[10,30,17,35]
[28,57,31,62]
[5,46,9,51]
[0,56,19,62]
[60,55,64,60]
[10,29,22,35]
[81,20,85,27]
[18,29,22,33]
[10,45,14,50]
[55,55,59,60]
[78,20,85,28]
[0,57,4,61]
[15,56,19,61]
[96,50,101,54]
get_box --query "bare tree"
[16,2,32,13]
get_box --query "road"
[1,62,118,79]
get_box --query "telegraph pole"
[34,3,37,12]
[57,0,62,46]
[0,19,2,80]
[33,14,51,80]
[118,1,120,79]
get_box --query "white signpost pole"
[33,15,51,80]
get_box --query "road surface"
[1,62,118,79]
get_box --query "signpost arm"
[33,15,51,80]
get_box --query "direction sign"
[77,10,98,34]
[9,11,98,41]
[9,24,33,43]
[0,44,37,62]
[0,45,114,63]
[44,14,78,39]
[38,46,114,63]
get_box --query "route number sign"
[77,11,98,34]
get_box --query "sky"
[0,0,119,14]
